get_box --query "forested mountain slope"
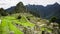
[26,2,60,19]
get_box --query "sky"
[0,0,60,9]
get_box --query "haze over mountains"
[6,2,60,19]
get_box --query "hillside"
[0,2,60,34]
[0,13,60,34]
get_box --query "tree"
[49,16,57,23]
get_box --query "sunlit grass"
[0,14,35,34]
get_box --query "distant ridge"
[6,2,60,19]
[26,2,60,19]
[6,6,15,12]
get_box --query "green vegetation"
[0,13,35,34]
[0,2,60,34]
[49,16,57,23]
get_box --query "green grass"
[0,15,35,34]
[1,19,10,34]
[9,22,23,34]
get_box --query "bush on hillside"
[17,15,21,19]
[49,17,57,23]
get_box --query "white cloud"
[0,0,60,9]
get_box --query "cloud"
[0,0,20,9]
[0,0,60,9]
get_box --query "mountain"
[14,2,27,13]
[26,2,60,19]
[6,6,15,12]
[6,2,60,19]
[1,2,60,34]
[6,2,27,14]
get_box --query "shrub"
[17,15,21,19]
[49,17,57,23]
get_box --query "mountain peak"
[16,2,24,7]
[53,2,60,5]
